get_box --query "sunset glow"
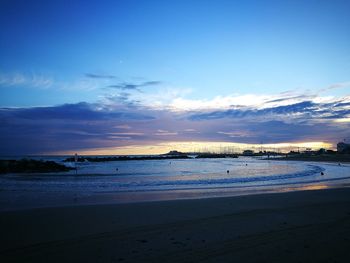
[54,141,332,156]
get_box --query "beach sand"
[1,188,350,262]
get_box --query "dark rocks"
[0,159,74,174]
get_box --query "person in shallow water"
[227,170,229,174]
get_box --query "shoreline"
[1,176,350,213]
[266,155,350,163]
[1,158,350,212]
[1,187,350,262]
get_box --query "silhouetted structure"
[242,150,254,156]
[337,142,350,153]
[0,159,74,174]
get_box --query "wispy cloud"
[319,81,350,93]
[217,131,253,138]
[0,72,53,88]
[107,80,162,92]
[85,73,117,79]
[154,129,178,136]
[142,81,162,86]
[100,92,141,108]
[109,132,145,136]
[115,124,131,129]
[183,129,198,132]
[0,71,112,91]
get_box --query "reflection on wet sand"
[278,184,329,193]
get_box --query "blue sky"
[0,0,350,154]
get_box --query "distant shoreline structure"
[64,142,350,163]
[63,151,238,162]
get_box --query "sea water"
[1,156,350,210]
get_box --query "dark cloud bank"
[0,99,349,154]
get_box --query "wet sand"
[1,188,350,262]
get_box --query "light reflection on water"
[276,184,330,192]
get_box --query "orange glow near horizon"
[278,184,329,193]
[50,141,333,156]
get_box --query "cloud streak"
[318,81,350,93]
[85,73,117,79]
[107,80,162,92]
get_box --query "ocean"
[1,156,350,210]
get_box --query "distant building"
[165,150,187,156]
[337,142,350,153]
[243,150,254,156]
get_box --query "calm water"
[1,156,350,210]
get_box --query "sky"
[0,0,350,155]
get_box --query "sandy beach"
[1,187,350,262]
